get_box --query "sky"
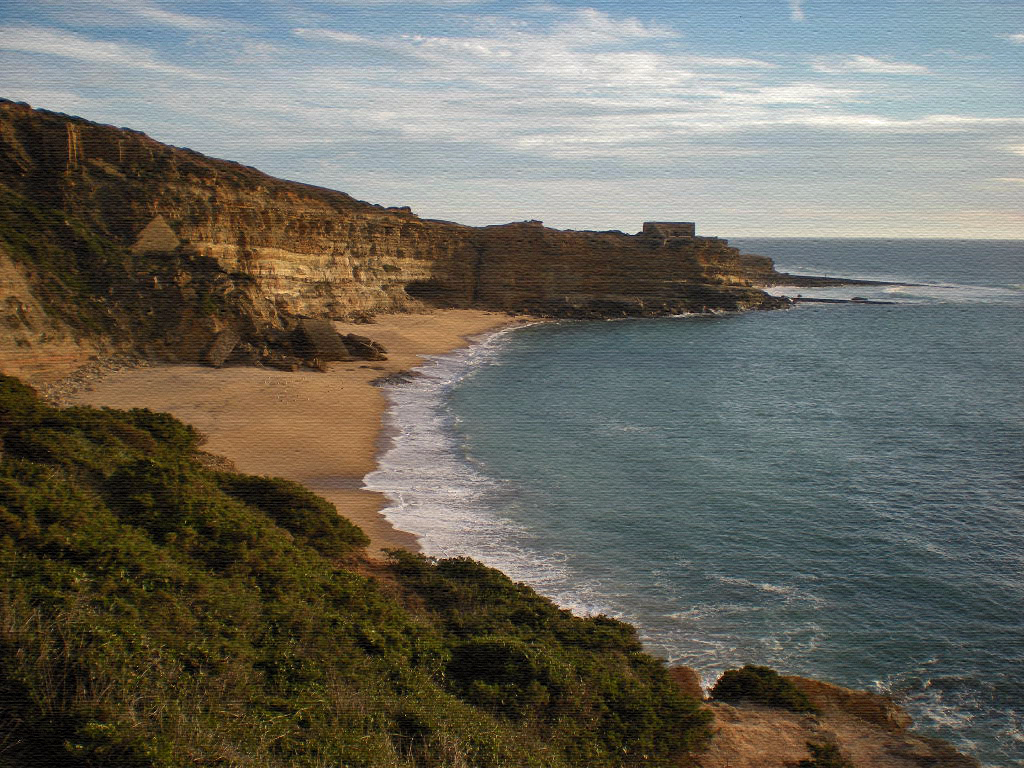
[1,0,1023,237]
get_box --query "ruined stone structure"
[643,221,697,239]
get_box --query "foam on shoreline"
[364,320,633,620]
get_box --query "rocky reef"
[1,99,790,384]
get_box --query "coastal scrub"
[0,374,710,768]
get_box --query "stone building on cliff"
[642,221,697,239]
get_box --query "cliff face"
[0,99,788,383]
[472,221,780,316]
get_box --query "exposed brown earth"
[667,668,981,768]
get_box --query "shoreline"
[66,309,532,557]
[31,307,992,767]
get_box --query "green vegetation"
[710,665,816,713]
[0,186,122,335]
[0,375,710,767]
[0,185,233,345]
[796,742,853,768]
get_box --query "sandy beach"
[67,309,526,556]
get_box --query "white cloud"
[714,83,861,105]
[990,177,1024,183]
[28,0,243,33]
[0,26,205,77]
[1006,144,1024,156]
[550,7,677,41]
[1002,34,1024,44]
[5,7,1014,164]
[812,55,930,75]
[781,113,1024,132]
[293,28,392,47]
[74,3,1012,163]
[789,0,806,22]
[120,2,228,31]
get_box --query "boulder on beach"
[342,333,388,361]
[292,319,354,362]
[205,328,240,367]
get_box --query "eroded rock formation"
[1,99,789,383]
[668,667,980,768]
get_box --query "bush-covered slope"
[0,375,710,768]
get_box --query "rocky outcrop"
[340,333,387,361]
[692,675,980,768]
[785,676,913,731]
[695,701,979,768]
[0,246,106,382]
[292,319,355,363]
[0,99,794,384]
[471,221,786,317]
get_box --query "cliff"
[0,99,789,384]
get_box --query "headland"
[0,98,816,390]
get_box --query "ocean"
[364,238,1024,767]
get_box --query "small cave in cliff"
[403,280,460,307]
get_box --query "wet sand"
[68,310,528,557]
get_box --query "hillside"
[0,99,787,384]
[0,374,712,767]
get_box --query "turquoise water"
[366,239,1024,766]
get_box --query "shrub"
[710,665,817,713]
[216,473,368,558]
[797,742,854,767]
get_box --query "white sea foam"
[363,323,628,619]
[882,282,1021,304]
[768,277,1021,306]
[711,574,825,606]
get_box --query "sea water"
[364,239,1024,766]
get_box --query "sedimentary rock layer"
[0,99,787,382]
